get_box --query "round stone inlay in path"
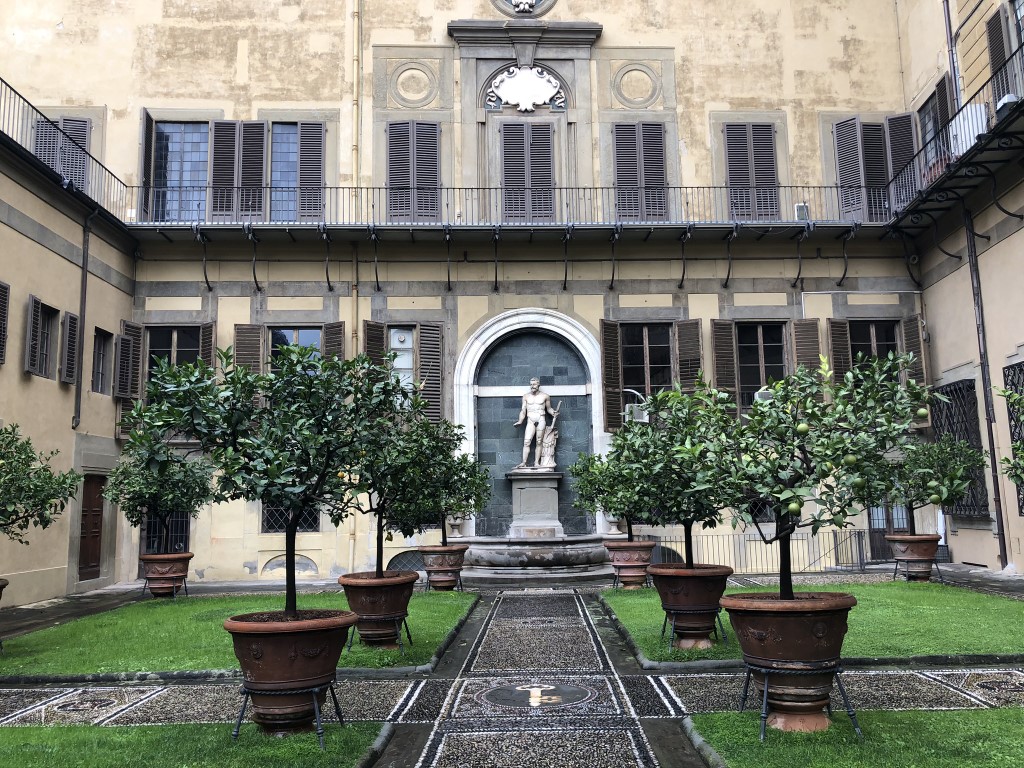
[480,682,598,711]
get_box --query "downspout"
[72,208,100,430]
[963,210,1009,569]
[942,0,962,109]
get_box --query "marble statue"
[513,377,561,470]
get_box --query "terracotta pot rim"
[139,552,195,561]
[337,569,419,587]
[884,533,942,542]
[720,591,857,612]
[647,563,734,577]
[224,609,358,634]
[603,540,656,550]
[416,544,470,554]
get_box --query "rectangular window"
[1003,360,1024,514]
[364,321,444,423]
[501,122,555,222]
[92,328,112,394]
[848,320,899,361]
[723,123,778,220]
[269,327,322,371]
[833,116,916,222]
[152,122,209,222]
[620,323,673,405]
[261,505,320,534]
[386,121,440,222]
[736,322,786,410]
[270,123,298,222]
[24,295,59,378]
[146,326,201,379]
[389,326,416,389]
[613,123,667,221]
[931,379,989,517]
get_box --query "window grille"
[1003,361,1024,514]
[931,379,989,517]
[140,511,191,556]
[386,550,424,574]
[261,505,320,534]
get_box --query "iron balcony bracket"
[677,224,693,289]
[562,224,574,291]
[366,224,381,292]
[444,224,453,292]
[608,223,623,291]
[492,225,501,293]
[835,222,859,287]
[790,223,812,289]
[243,223,263,292]
[318,223,334,292]
[192,223,213,291]
[721,224,739,289]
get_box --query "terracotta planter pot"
[720,591,857,733]
[604,540,656,589]
[337,570,418,648]
[224,610,357,735]
[647,563,734,649]
[418,544,469,591]
[885,533,941,581]
[139,552,194,597]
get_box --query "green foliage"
[103,440,216,553]
[996,388,1024,486]
[0,424,82,544]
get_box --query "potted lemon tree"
[717,354,928,733]
[103,438,216,596]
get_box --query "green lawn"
[603,582,1024,663]
[692,709,1024,768]
[0,723,381,768]
[0,591,476,676]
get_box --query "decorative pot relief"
[739,626,783,645]
[248,642,263,660]
[300,644,327,659]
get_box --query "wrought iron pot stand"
[232,678,344,749]
[660,608,729,650]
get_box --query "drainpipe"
[942,0,962,109]
[963,209,1009,569]
[72,208,100,430]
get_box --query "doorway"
[78,474,105,580]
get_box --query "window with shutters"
[600,319,702,430]
[736,323,786,410]
[849,320,899,361]
[92,328,113,395]
[988,8,1017,108]
[612,123,667,221]
[723,123,779,220]
[151,122,209,222]
[829,317,925,385]
[24,296,59,379]
[33,117,91,192]
[501,121,555,222]
[146,326,202,380]
[269,327,323,371]
[931,379,989,517]
[833,116,915,222]
[386,121,440,222]
[364,321,444,422]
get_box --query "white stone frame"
[454,308,610,536]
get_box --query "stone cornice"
[447,19,603,50]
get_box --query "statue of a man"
[513,377,559,469]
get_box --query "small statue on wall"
[512,1,537,13]
[513,377,561,470]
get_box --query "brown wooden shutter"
[239,121,267,219]
[860,122,888,221]
[501,122,528,221]
[141,110,155,220]
[199,322,216,367]
[210,120,239,221]
[640,122,668,219]
[60,117,91,193]
[935,73,955,129]
[528,123,555,220]
[988,8,1013,103]
[23,294,43,375]
[297,121,325,222]
[233,324,264,372]
[900,314,928,385]
[0,281,9,366]
[417,323,444,423]
[386,121,413,220]
[59,311,80,384]
[322,321,346,359]
[828,319,853,380]
[791,319,821,373]
[675,319,702,392]
[601,319,622,431]
[724,123,752,218]
[886,112,919,211]
[834,117,866,219]
[120,321,144,398]
[711,319,737,394]
[112,333,134,399]
[613,123,641,219]
[363,320,387,366]
[413,122,440,222]
[751,123,779,218]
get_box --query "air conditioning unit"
[753,389,774,403]
[794,202,810,221]
[624,403,649,423]
[996,93,1019,122]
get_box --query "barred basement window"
[91,328,112,394]
[931,379,989,517]
[1003,361,1024,515]
[261,505,320,534]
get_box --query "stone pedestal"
[506,470,564,538]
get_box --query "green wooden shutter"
[601,319,622,431]
[363,320,387,366]
[59,311,80,384]
[828,319,853,380]
[297,121,325,222]
[0,281,9,366]
[675,319,703,392]
[210,120,239,221]
[417,323,444,423]
[711,319,737,395]
[322,321,346,360]
[233,324,264,372]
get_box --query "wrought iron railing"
[0,76,130,218]
[122,183,890,227]
[931,379,990,518]
[1003,360,1024,514]
[641,530,869,574]
[890,41,1024,213]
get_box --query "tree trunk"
[284,515,298,616]
[684,521,694,569]
[625,515,634,542]
[906,503,918,535]
[778,513,795,600]
[440,512,448,547]
[156,503,169,555]
[376,507,385,579]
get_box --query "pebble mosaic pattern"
[428,729,657,768]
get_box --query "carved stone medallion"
[486,66,566,112]
[490,0,557,18]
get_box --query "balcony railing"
[123,183,890,228]
[0,76,130,218]
[890,40,1024,214]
